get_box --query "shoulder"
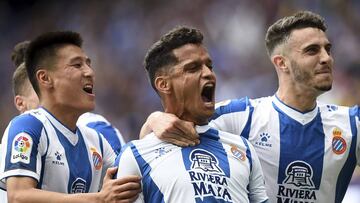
[217,129,253,148]
[8,109,46,137]
[214,96,271,113]
[211,96,271,120]
[318,102,357,117]
[77,112,109,126]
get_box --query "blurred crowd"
[0,0,359,193]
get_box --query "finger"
[114,181,141,192]
[114,175,141,186]
[118,192,140,203]
[165,137,195,147]
[104,167,118,181]
[173,120,199,141]
[115,188,141,200]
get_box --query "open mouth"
[83,84,94,94]
[201,83,215,103]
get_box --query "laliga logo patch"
[230,145,246,161]
[90,147,103,170]
[332,128,346,155]
[11,133,33,164]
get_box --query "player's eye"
[72,63,82,68]
[305,47,319,55]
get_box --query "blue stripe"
[87,121,122,155]
[210,97,249,121]
[241,137,253,172]
[274,103,324,189]
[335,106,358,203]
[97,132,104,157]
[130,142,164,203]
[37,128,50,189]
[5,114,43,174]
[240,105,254,139]
[52,124,92,193]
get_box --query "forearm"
[8,188,101,203]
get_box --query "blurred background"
[0,0,359,201]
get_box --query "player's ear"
[14,95,26,113]
[36,69,53,89]
[272,54,289,73]
[155,75,171,95]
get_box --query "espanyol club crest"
[90,147,103,170]
[332,128,347,155]
[230,145,246,161]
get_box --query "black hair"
[144,26,203,91]
[25,31,83,96]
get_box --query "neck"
[41,100,81,132]
[162,97,208,126]
[276,86,318,112]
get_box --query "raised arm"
[140,111,199,147]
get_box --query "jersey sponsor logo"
[52,151,65,166]
[188,149,232,202]
[71,178,87,193]
[332,128,346,155]
[230,145,246,161]
[11,133,33,164]
[277,161,317,203]
[190,149,223,173]
[90,147,102,170]
[254,132,272,147]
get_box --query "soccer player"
[10,40,126,155]
[142,11,360,203]
[0,31,140,202]
[115,26,268,203]
[11,41,40,114]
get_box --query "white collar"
[39,107,79,145]
[272,95,319,125]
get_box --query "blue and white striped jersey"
[210,95,360,203]
[0,107,116,193]
[77,112,125,155]
[115,125,268,203]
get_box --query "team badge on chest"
[331,128,347,155]
[90,147,103,170]
[230,145,246,161]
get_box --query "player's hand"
[99,167,141,203]
[143,111,200,147]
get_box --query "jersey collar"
[272,95,319,125]
[39,107,79,145]
[195,125,211,134]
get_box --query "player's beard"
[291,59,332,92]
